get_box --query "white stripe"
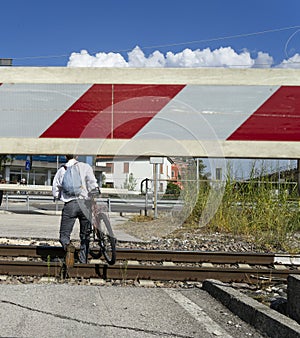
[135,85,279,141]
[164,289,233,338]
[0,84,91,137]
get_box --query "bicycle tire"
[89,212,116,265]
[99,213,116,265]
[89,226,102,259]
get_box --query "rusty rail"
[0,244,299,283]
[0,260,299,282]
[0,244,288,264]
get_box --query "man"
[52,155,99,266]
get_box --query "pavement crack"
[1,299,194,337]
[96,287,115,327]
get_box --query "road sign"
[25,160,31,171]
[25,156,31,171]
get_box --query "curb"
[202,279,300,338]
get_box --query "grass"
[130,215,154,222]
[183,168,300,253]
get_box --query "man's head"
[65,155,76,161]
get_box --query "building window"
[123,162,129,174]
[160,164,164,174]
[106,163,114,174]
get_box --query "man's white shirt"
[52,159,98,202]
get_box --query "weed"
[47,254,51,281]
[184,164,300,252]
[130,215,154,222]
[120,260,128,285]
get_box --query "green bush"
[164,182,181,199]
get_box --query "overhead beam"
[0,67,300,85]
[0,68,300,158]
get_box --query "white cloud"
[253,51,273,68]
[277,53,300,68]
[128,47,166,67]
[66,46,276,68]
[68,49,128,67]
[165,47,255,68]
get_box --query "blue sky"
[1,0,300,67]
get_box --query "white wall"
[98,158,172,192]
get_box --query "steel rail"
[0,244,296,265]
[0,260,299,282]
[1,244,300,283]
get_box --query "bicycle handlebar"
[88,187,101,197]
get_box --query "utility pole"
[150,157,164,218]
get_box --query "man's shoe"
[65,243,75,268]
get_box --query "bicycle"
[89,192,117,265]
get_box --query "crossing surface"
[0,208,299,337]
[0,284,264,338]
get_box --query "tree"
[100,173,106,187]
[123,173,137,191]
[0,155,12,180]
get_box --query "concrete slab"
[0,209,142,243]
[287,274,300,323]
[203,279,300,338]
[0,284,264,338]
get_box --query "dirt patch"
[115,215,183,241]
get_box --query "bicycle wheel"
[98,213,116,265]
[89,226,102,259]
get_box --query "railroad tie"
[274,264,288,270]
[238,264,252,269]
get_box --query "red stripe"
[227,86,300,141]
[40,84,185,139]
[111,84,184,138]
[40,84,112,138]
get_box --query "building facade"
[2,155,103,186]
[96,156,175,193]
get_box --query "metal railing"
[1,192,183,214]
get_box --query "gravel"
[113,216,286,253]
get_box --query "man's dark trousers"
[59,199,92,263]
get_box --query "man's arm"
[52,168,63,200]
[85,164,99,192]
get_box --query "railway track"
[0,244,299,283]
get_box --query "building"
[2,155,103,186]
[2,154,183,193]
[96,156,175,192]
